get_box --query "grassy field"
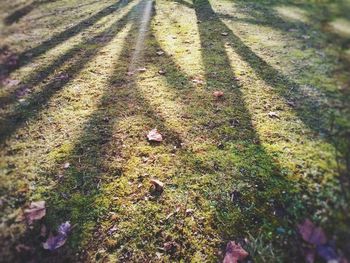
[0,0,350,262]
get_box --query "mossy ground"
[0,0,350,262]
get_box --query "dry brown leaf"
[138,67,147,73]
[147,129,163,142]
[150,179,164,193]
[24,201,46,225]
[192,77,204,85]
[223,241,248,263]
[268,111,279,118]
[213,91,224,98]
[43,221,71,251]
[298,219,327,246]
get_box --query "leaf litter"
[223,241,249,263]
[297,219,349,263]
[147,129,163,142]
[43,221,71,251]
[23,201,46,225]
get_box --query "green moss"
[1,0,350,261]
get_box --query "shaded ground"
[0,0,350,262]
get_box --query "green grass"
[0,0,349,262]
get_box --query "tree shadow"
[75,0,301,260]
[191,0,350,171]
[29,0,107,22]
[0,1,138,145]
[4,0,58,25]
[151,0,299,254]
[0,0,131,79]
[5,0,348,261]
[229,0,350,49]
[232,2,350,177]
[152,38,300,261]
[12,1,188,261]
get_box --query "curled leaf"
[150,179,164,194]
[43,221,71,251]
[63,162,70,169]
[24,201,46,225]
[298,219,327,246]
[147,129,163,142]
[223,241,248,263]
[213,91,224,98]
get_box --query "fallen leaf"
[268,111,279,118]
[63,162,70,169]
[223,241,249,263]
[107,225,118,235]
[316,244,338,262]
[55,73,69,81]
[147,129,163,142]
[24,201,46,225]
[164,241,178,254]
[185,208,194,215]
[150,179,164,193]
[298,219,327,246]
[138,67,147,73]
[15,244,33,253]
[192,77,204,85]
[43,221,71,251]
[213,91,224,98]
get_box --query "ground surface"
[0,0,350,262]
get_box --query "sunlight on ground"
[20,2,135,74]
[1,0,350,261]
[129,0,153,70]
[326,18,350,38]
[274,5,309,23]
[154,0,204,77]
